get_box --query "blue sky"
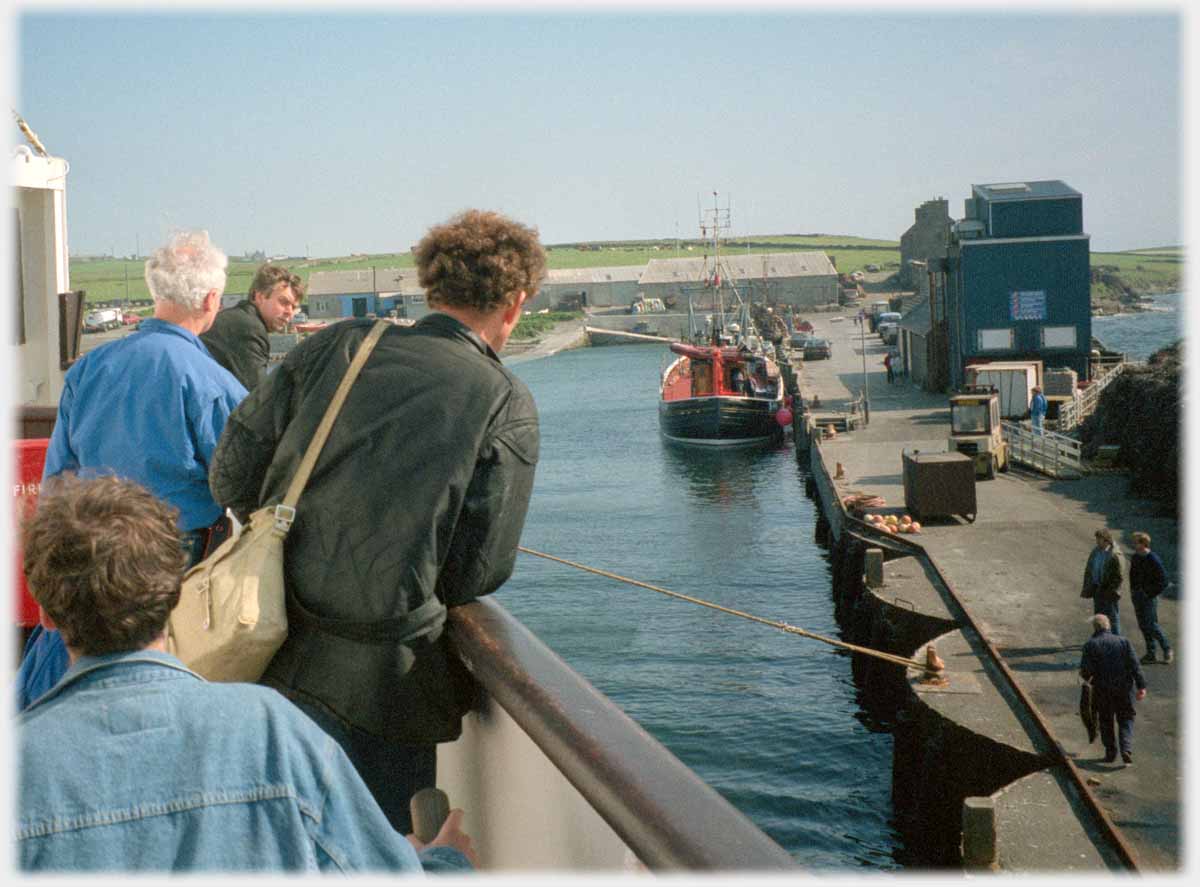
[11,3,1187,257]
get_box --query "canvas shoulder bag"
[167,320,390,682]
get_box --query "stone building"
[899,198,951,288]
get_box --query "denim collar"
[23,649,202,714]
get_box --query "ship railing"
[1002,421,1084,479]
[442,598,796,871]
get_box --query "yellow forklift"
[948,386,1010,479]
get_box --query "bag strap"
[276,320,390,524]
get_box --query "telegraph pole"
[860,312,870,424]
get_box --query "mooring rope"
[518,546,932,672]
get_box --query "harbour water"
[1092,292,1183,360]
[496,294,1185,868]
[503,344,904,868]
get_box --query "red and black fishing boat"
[658,192,789,446]
[659,338,786,446]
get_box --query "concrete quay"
[791,313,1180,872]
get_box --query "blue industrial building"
[944,180,1091,389]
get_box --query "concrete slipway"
[790,313,1181,872]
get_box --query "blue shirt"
[44,318,247,531]
[17,650,468,873]
[1031,392,1048,417]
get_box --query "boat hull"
[658,394,782,446]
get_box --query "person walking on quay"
[883,351,895,384]
[209,209,546,834]
[1129,531,1173,664]
[1081,528,1124,635]
[1080,613,1147,765]
[14,230,247,711]
[201,264,304,390]
[1030,385,1048,434]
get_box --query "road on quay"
[791,311,1181,872]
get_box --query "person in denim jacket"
[16,475,475,873]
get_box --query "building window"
[1042,325,1077,349]
[978,328,1014,351]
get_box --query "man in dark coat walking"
[1080,613,1147,764]
[210,209,546,834]
[1081,527,1123,635]
[201,265,303,390]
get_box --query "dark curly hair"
[414,209,546,313]
[22,475,187,656]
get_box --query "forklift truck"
[948,386,1009,479]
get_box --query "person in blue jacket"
[1129,531,1173,664]
[17,474,475,873]
[15,231,246,710]
[1030,385,1048,433]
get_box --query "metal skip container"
[902,448,977,523]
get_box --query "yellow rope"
[518,546,932,672]
[12,109,49,157]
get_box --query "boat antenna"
[12,108,49,157]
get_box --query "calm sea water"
[502,344,903,869]
[1092,292,1184,360]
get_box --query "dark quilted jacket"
[200,299,271,391]
[209,314,539,742]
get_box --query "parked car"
[291,311,308,324]
[803,338,832,360]
[865,264,880,272]
[789,331,812,349]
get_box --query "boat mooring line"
[518,546,931,672]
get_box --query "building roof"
[972,180,1080,202]
[307,268,423,296]
[541,265,645,286]
[639,252,836,285]
[899,298,931,335]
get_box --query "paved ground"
[794,312,1181,871]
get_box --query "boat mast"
[702,190,731,344]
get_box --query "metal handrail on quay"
[445,598,797,871]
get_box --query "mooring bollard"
[864,548,884,589]
[961,796,999,870]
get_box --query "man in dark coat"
[1080,613,1147,764]
[201,265,302,390]
[209,209,545,833]
[1081,527,1123,635]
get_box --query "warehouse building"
[638,252,838,310]
[530,266,644,311]
[943,180,1091,389]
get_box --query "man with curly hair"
[210,209,546,832]
[17,475,474,872]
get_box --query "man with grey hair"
[1080,613,1147,765]
[15,230,247,711]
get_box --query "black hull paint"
[658,395,781,446]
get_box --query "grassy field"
[69,239,1183,306]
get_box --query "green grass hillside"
[69,239,1183,307]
